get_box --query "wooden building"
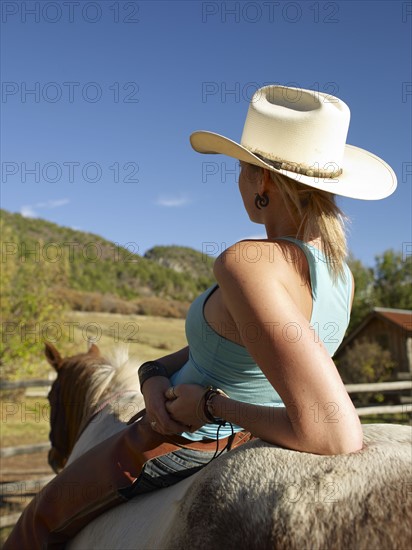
[335,307,412,380]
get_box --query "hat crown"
[241,85,350,173]
[189,83,397,200]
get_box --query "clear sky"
[1,0,411,267]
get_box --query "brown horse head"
[45,342,110,473]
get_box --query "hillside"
[1,209,215,309]
[144,245,214,280]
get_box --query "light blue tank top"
[170,238,353,441]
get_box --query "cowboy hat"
[190,85,397,200]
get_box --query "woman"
[5,85,397,548]
[142,83,396,461]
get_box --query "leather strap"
[127,408,253,452]
[164,430,254,452]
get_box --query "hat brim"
[190,131,397,200]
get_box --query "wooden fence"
[1,378,411,530]
[345,380,412,416]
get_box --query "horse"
[42,342,411,550]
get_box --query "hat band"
[253,152,343,179]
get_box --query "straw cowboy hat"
[190,85,397,200]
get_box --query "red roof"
[374,308,412,330]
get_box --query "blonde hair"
[248,163,348,280]
[273,171,348,280]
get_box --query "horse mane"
[103,345,141,395]
[59,345,141,443]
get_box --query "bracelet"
[203,386,229,425]
[138,361,169,391]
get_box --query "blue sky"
[1,0,411,267]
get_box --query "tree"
[337,339,395,384]
[373,249,412,310]
[347,255,375,333]
[346,250,412,335]
[0,221,68,379]
[335,339,396,406]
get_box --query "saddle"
[4,410,253,550]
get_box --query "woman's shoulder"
[213,238,310,290]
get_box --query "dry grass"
[1,396,50,448]
[2,310,187,382]
[0,396,53,543]
[66,310,187,363]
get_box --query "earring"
[254,192,269,210]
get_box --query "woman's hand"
[164,384,207,432]
[142,377,189,435]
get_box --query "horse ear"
[45,342,62,371]
[88,343,101,356]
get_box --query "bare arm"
[211,241,363,455]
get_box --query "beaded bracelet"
[138,361,169,391]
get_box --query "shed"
[335,308,412,380]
